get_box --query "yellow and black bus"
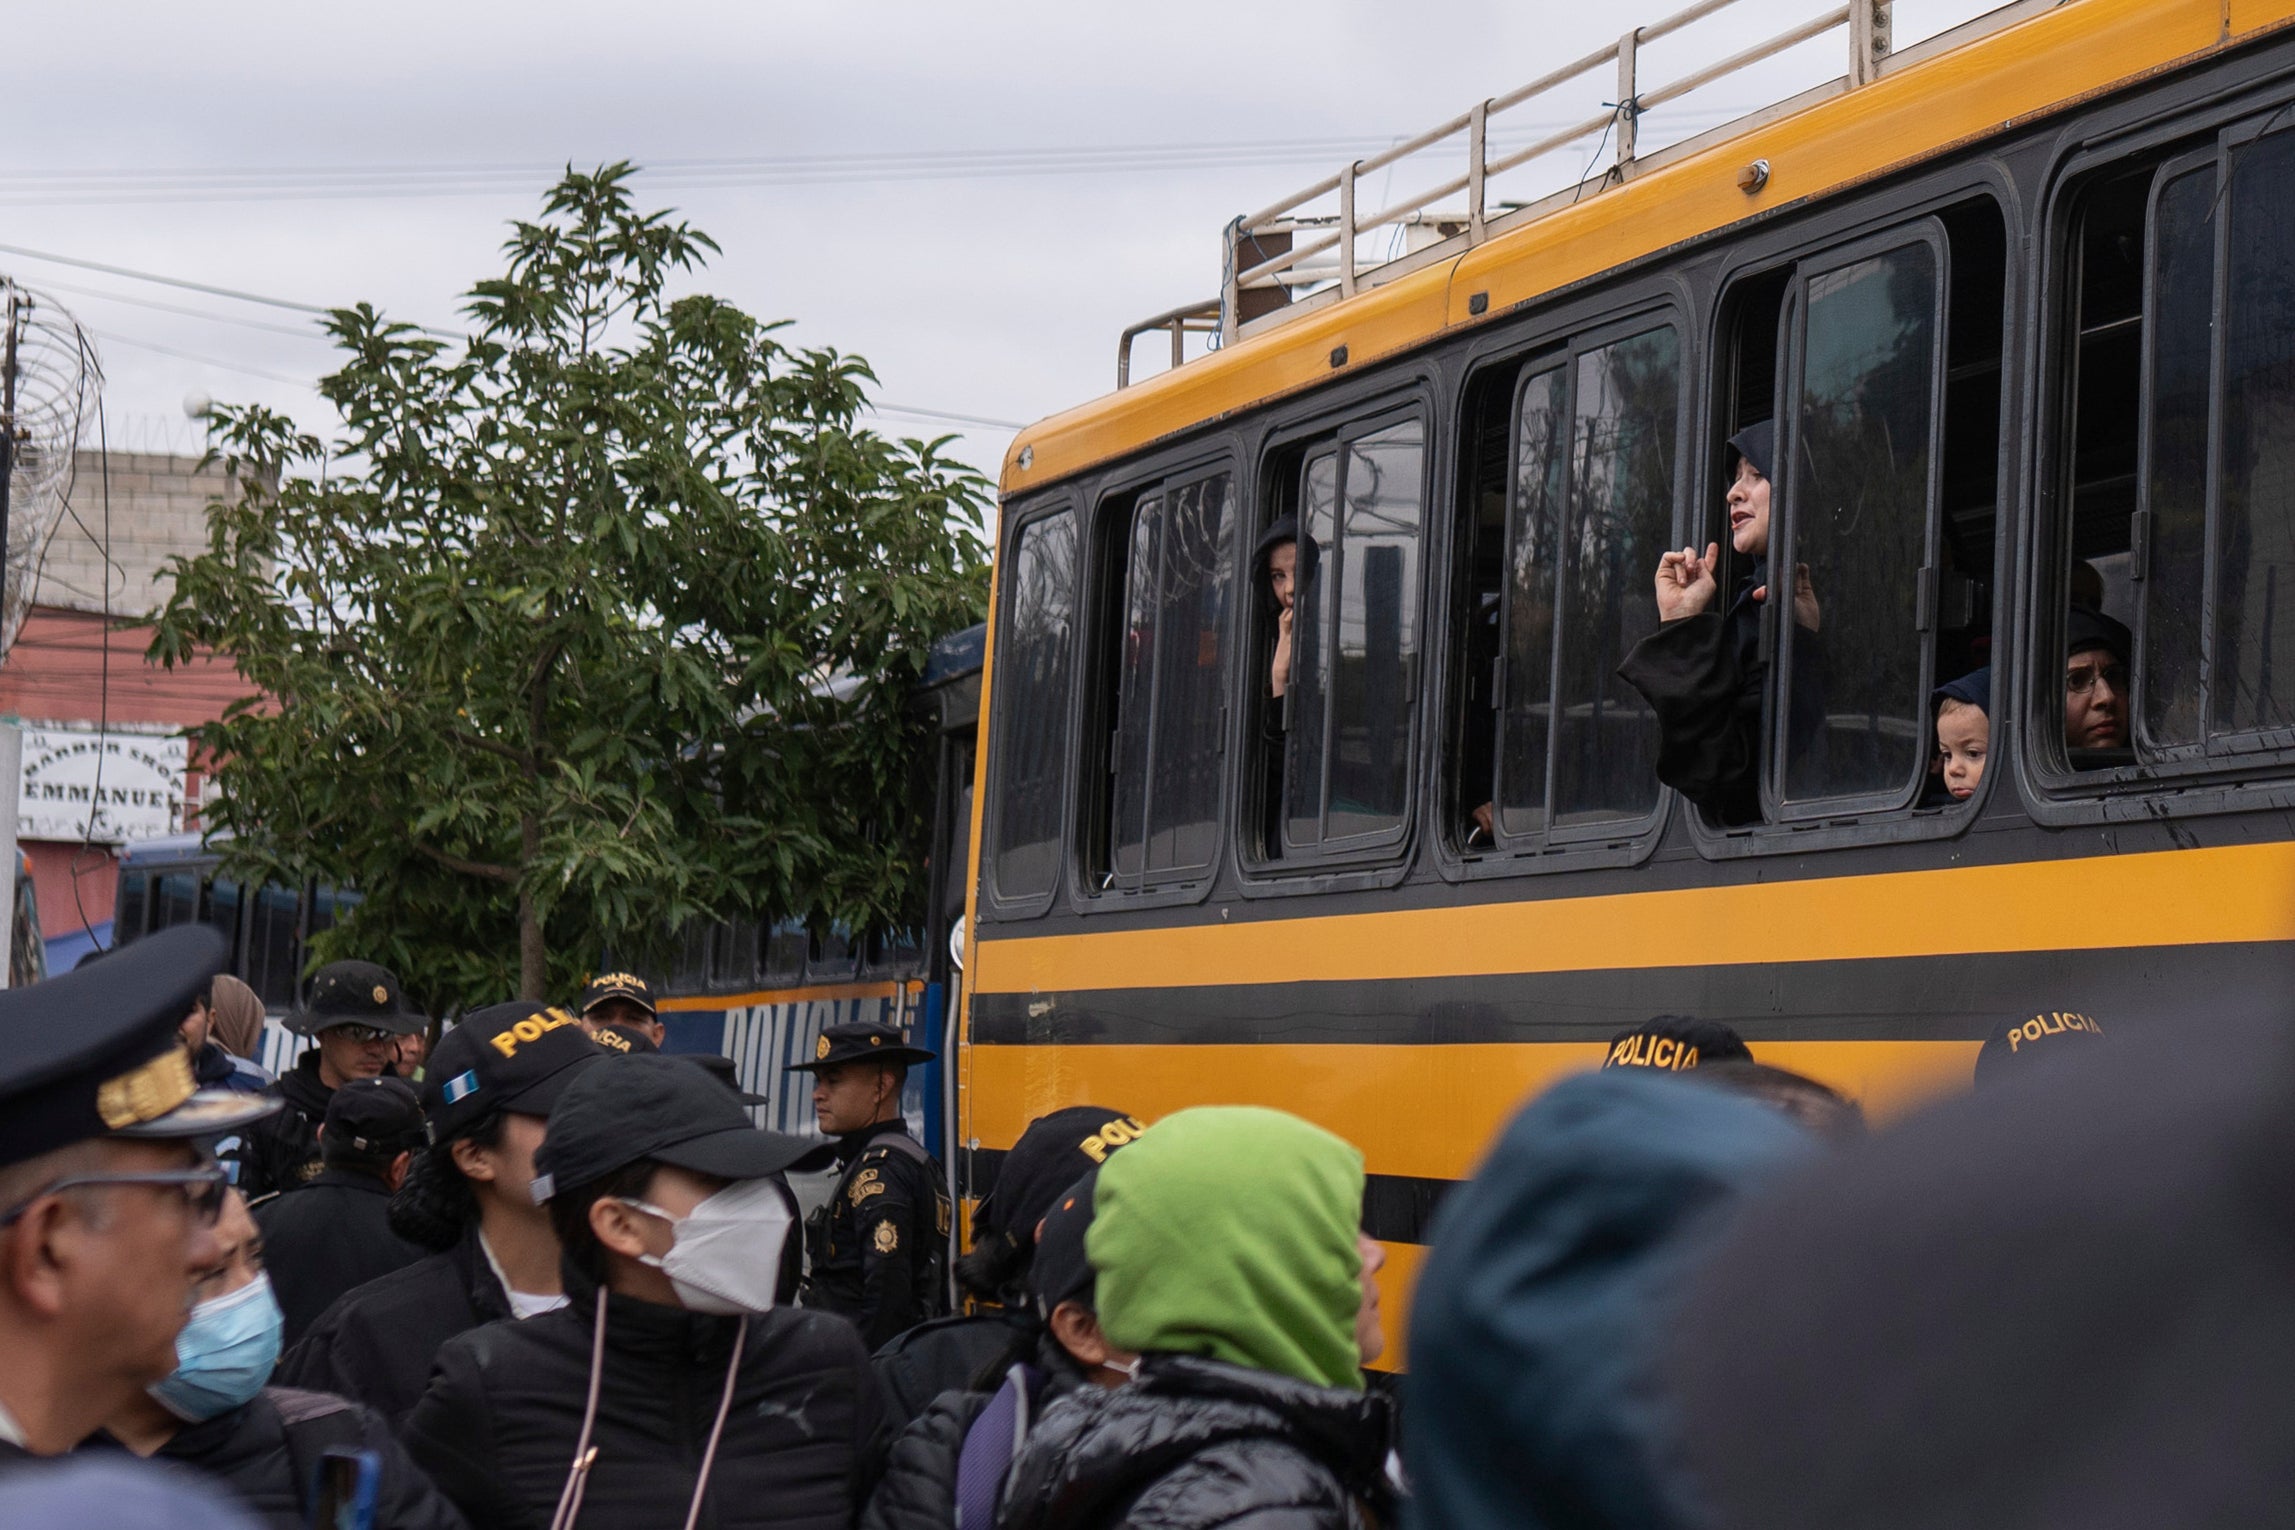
[960,0,2295,1362]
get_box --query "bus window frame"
[2021,82,2295,825]
[1762,219,1953,823]
[1681,170,2015,860]
[1073,444,1239,913]
[1236,382,1437,891]
[1434,288,1692,884]
[979,494,1083,922]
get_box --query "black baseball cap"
[578,972,656,1018]
[976,1105,1146,1243]
[0,926,279,1170]
[591,1023,658,1057]
[1602,1015,1753,1072]
[287,960,427,1038]
[534,1053,832,1201]
[1974,1008,2105,1086]
[2067,606,2132,663]
[786,1020,935,1072]
[683,1053,766,1106]
[1029,1170,1101,1319]
[422,1001,602,1143]
[323,1077,426,1154]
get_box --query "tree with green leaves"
[152,165,990,1012]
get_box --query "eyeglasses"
[327,1024,397,1045]
[2066,661,2127,696]
[0,1165,230,1228]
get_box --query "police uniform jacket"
[235,1053,336,1199]
[995,1355,1393,1530]
[253,1168,427,1350]
[272,1224,513,1430]
[805,1119,950,1353]
[401,1269,890,1530]
[87,1388,466,1530]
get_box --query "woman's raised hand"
[1654,543,1720,622]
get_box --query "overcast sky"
[15,0,1998,488]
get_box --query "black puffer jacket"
[872,1308,1039,1434]
[99,1387,466,1530]
[273,1225,512,1429]
[863,1335,1093,1530]
[402,1269,891,1530]
[997,1355,1393,1530]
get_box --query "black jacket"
[273,1224,512,1430]
[402,1270,891,1530]
[803,1121,951,1352]
[997,1355,1393,1530]
[871,1308,1039,1435]
[255,1168,428,1349]
[863,1335,1092,1530]
[237,1053,335,1200]
[92,1387,466,1530]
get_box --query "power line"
[82,328,315,387]
[0,240,334,314]
[30,275,333,340]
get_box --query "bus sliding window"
[1495,326,1679,843]
[988,509,1077,907]
[1104,471,1234,889]
[1281,418,1425,855]
[2131,125,2295,757]
[1774,237,1943,814]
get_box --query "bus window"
[115,873,149,945]
[671,920,711,991]
[988,508,1077,907]
[1273,416,1426,856]
[153,871,199,934]
[1099,469,1235,890]
[762,917,808,985]
[247,883,301,1009]
[709,919,759,989]
[1775,234,1944,813]
[2137,159,2212,751]
[807,925,858,983]
[202,877,243,968]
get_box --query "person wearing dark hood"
[1398,1069,1823,1530]
[1617,422,1821,825]
[2063,606,2130,754]
[1666,1009,2295,1530]
[91,1188,465,1530]
[403,1053,882,1530]
[996,1106,1394,1530]
[237,962,427,1200]
[873,1105,1146,1431]
[1931,666,1992,802]
[789,1021,952,1352]
[253,1077,428,1348]
[273,1002,600,1428]
[865,1169,1136,1530]
[181,981,272,1098]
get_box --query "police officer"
[0,926,278,1463]
[788,1021,950,1350]
[577,971,663,1049]
[253,1077,428,1346]
[237,962,427,1200]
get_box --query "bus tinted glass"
[991,510,1077,904]
[247,883,300,1008]
[1109,471,1235,885]
[1497,364,1567,840]
[154,872,198,934]
[1285,421,1425,850]
[1553,327,1677,826]
[2139,163,2214,750]
[203,878,242,964]
[1781,241,1940,809]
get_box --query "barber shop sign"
[17,725,190,843]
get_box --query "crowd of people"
[0,918,2243,1529]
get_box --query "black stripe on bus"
[966,940,2295,1048]
[964,1146,1451,1247]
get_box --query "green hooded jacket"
[1087,1105,1367,1392]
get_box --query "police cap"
[578,971,656,1018]
[323,1077,426,1155]
[1602,1015,1752,1073]
[286,960,427,1038]
[1974,1008,2104,1087]
[1028,1169,1102,1320]
[422,1001,602,1143]
[590,1023,658,1057]
[785,1020,934,1073]
[0,925,278,1170]
[976,1104,1146,1243]
[682,1053,766,1106]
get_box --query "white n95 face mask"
[619,1177,793,1316]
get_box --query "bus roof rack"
[1117,0,2059,387]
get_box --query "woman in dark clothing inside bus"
[1618,422,1820,825]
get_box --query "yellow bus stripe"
[961,1039,1977,1184]
[971,842,2295,995]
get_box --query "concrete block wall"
[29,450,237,618]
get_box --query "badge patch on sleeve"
[872,1219,900,1255]
[849,1168,884,1205]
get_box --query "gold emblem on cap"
[96,1049,197,1130]
[816,1035,832,1060]
[372,984,389,1004]
[869,1035,881,1046]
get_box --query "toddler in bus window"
[1933,667,1989,802]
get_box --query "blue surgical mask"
[149,1273,284,1422]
